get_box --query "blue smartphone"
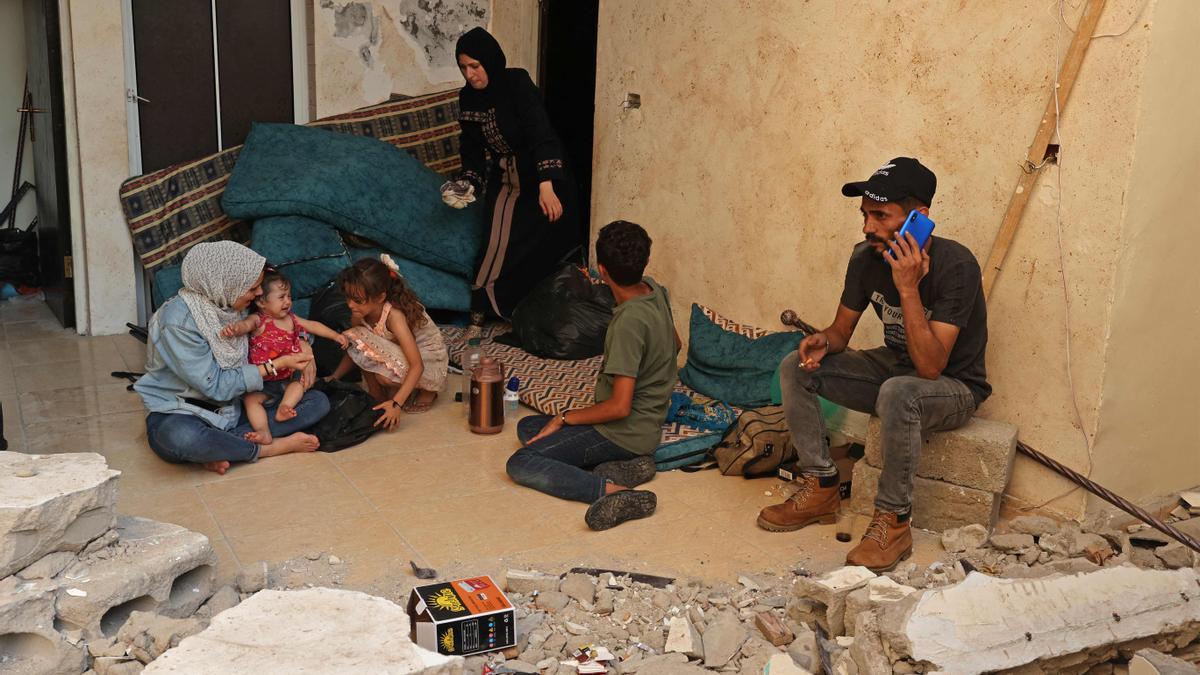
[892,210,935,256]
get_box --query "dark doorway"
[132,0,294,173]
[22,0,74,328]
[538,0,599,259]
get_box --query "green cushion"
[221,123,484,277]
[152,264,184,308]
[278,254,351,299]
[679,304,806,408]
[347,246,470,312]
[251,216,346,265]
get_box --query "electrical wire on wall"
[1015,0,1153,512]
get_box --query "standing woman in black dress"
[443,27,580,327]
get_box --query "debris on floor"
[142,588,460,674]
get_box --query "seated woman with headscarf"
[134,242,331,475]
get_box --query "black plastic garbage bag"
[307,284,357,379]
[308,379,382,452]
[496,264,614,360]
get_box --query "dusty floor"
[2,299,942,593]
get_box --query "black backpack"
[309,379,383,452]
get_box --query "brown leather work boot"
[756,474,840,532]
[845,510,913,572]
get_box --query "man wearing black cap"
[757,157,990,572]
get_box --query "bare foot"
[258,432,321,458]
[244,430,273,445]
[202,460,231,475]
[275,405,297,423]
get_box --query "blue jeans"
[506,415,639,503]
[146,389,330,465]
[780,347,976,513]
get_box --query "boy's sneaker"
[585,490,657,531]
[593,456,657,488]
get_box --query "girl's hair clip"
[380,254,403,280]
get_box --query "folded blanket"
[222,123,484,277]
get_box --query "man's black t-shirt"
[839,236,991,404]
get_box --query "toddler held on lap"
[221,269,348,444]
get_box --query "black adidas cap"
[841,157,937,206]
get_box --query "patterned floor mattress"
[440,325,729,469]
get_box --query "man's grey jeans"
[780,347,977,514]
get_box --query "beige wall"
[313,0,539,118]
[592,0,1181,519]
[1087,0,1200,518]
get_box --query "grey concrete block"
[0,576,87,674]
[143,588,463,674]
[864,416,1017,494]
[849,462,1000,531]
[55,516,216,640]
[1,452,120,578]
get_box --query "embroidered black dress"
[455,28,579,318]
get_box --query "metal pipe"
[1017,441,1200,553]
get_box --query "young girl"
[329,255,449,430]
[221,270,348,443]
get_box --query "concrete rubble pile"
[0,451,262,675]
[481,556,1200,675]
[933,509,1200,580]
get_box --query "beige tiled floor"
[3,300,942,592]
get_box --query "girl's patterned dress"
[344,303,448,392]
[248,313,306,381]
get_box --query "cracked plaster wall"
[592,0,1193,519]
[313,0,539,117]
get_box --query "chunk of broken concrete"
[1038,529,1075,558]
[0,576,88,673]
[987,533,1035,552]
[54,516,216,640]
[116,611,205,663]
[559,573,596,605]
[1008,515,1059,537]
[843,576,917,637]
[534,590,569,612]
[1,451,120,578]
[1129,648,1200,675]
[16,549,77,580]
[665,615,703,657]
[1154,543,1194,570]
[201,585,240,618]
[765,652,814,675]
[849,612,893,675]
[941,524,989,553]
[506,569,561,595]
[142,588,461,673]
[234,562,268,595]
[702,615,748,668]
[877,567,1200,674]
[791,566,875,636]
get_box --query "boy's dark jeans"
[779,347,976,513]
[506,415,640,503]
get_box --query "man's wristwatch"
[560,410,570,426]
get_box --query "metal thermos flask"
[469,356,505,434]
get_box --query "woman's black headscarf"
[455,27,508,106]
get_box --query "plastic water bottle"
[461,338,483,412]
[504,376,520,417]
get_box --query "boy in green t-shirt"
[507,220,681,530]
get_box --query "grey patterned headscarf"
[176,242,266,369]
